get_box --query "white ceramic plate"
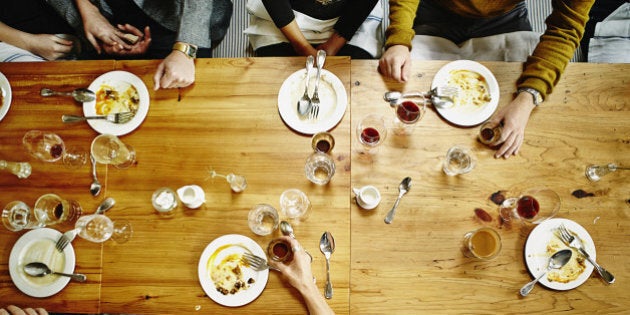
[432,60,499,127]
[9,228,76,298]
[524,218,595,290]
[0,71,12,122]
[278,69,347,135]
[198,234,269,307]
[83,70,150,136]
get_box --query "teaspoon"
[89,154,101,196]
[384,177,412,224]
[96,197,115,214]
[40,87,95,103]
[280,220,313,261]
[23,262,87,282]
[520,249,572,296]
[319,231,335,299]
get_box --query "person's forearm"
[74,0,100,22]
[280,20,315,55]
[298,283,334,315]
[385,0,420,48]
[0,22,32,52]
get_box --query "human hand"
[102,25,151,56]
[316,32,346,57]
[487,92,536,158]
[25,34,73,60]
[0,305,48,315]
[267,236,315,293]
[78,0,130,54]
[378,45,412,82]
[153,50,195,90]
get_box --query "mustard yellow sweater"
[386,0,595,99]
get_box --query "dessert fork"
[310,50,326,120]
[62,112,134,124]
[55,228,81,252]
[241,252,278,271]
[557,224,615,283]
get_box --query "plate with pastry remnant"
[83,70,149,136]
[0,71,12,122]
[524,218,594,290]
[431,60,499,127]
[198,234,268,307]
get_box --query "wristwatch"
[517,87,543,106]
[172,42,198,59]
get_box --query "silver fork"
[557,224,615,283]
[310,50,326,120]
[431,85,459,98]
[55,228,82,252]
[241,252,278,271]
[62,112,134,124]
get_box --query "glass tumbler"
[443,145,476,176]
[280,189,311,220]
[248,204,279,236]
[2,201,40,231]
[304,152,336,185]
[33,193,82,226]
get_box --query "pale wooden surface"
[0,57,351,314]
[1,59,629,314]
[349,60,630,314]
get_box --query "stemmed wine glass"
[22,130,87,167]
[75,213,132,244]
[393,100,425,135]
[208,168,247,192]
[91,134,136,169]
[2,201,41,231]
[585,163,629,182]
[499,188,561,224]
[356,114,387,153]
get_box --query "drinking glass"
[152,187,178,216]
[248,204,279,236]
[443,145,476,176]
[499,188,561,224]
[478,121,502,147]
[75,214,132,243]
[2,201,41,231]
[0,160,31,179]
[209,169,247,192]
[91,134,136,169]
[356,115,387,153]
[304,152,336,185]
[462,227,502,260]
[311,132,335,154]
[393,100,425,135]
[22,130,87,166]
[280,189,311,220]
[585,163,629,182]
[267,238,293,263]
[33,193,82,227]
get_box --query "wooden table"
[350,60,630,313]
[1,58,629,314]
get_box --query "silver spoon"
[383,91,424,106]
[40,87,95,103]
[23,262,87,282]
[297,55,314,117]
[280,220,313,261]
[95,197,115,214]
[384,177,412,224]
[319,231,335,299]
[520,249,572,296]
[89,154,101,196]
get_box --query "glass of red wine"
[356,114,387,153]
[499,188,561,224]
[393,100,425,135]
[22,130,87,167]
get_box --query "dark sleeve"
[334,0,379,40]
[261,0,295,29]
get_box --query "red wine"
[360,127,380,144]
[396,101,420,123]
[517,195,539,219]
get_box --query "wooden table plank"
[349,60,630,314]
